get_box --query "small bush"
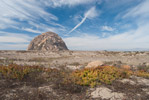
[71,66,132,87]
[52,69,86,93]
[69,62,80,66]
[137,64,149,72]
[1,64,149,91]
[135,64,149,78]
[134,70,149,78]
[0,64,47,80]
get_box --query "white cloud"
[42,0,101,7]
[22,28,44,34]
[69,7,98,33]
[0,0,100,29]
[0,0,100,35]
[104,0,139,9]
[102,32,110,37]
[0,18,18,29]
[69,0,148,51]
[64,23,149,50]
[0,44,28,50]
[101,26,115,31]
[84,6,98,19]
[123,0,149,19]
[0,0,102,31]
[0,0,58,29]
[66,1,149,50]
[27,22,66,34]
[121,0,149,28]
[0,36,29,43]
[0,31,31,43]
[0,31,32,50]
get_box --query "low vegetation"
[0,64,149,99]
[0,64,45,80]
[137,64,149,72]
[71,66,133,87]
[0,64,149,88]
[135,70,149,78]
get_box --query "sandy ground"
[0,50,149,68]
[0,50,149,100]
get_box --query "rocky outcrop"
[91,87,124,99]
[121,65,131,70]
[85,61,104,68]
[27,32,68,51]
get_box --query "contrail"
[68,15,87,34]
[68,7,97,34]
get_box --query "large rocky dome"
[27,32,68,51]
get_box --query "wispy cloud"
[123,0,149,19]
[0,31,31,43]
[0,0,101,30]
[64,1,149,51]
[64,23,149,50]
[101,26,115,31]
[0,0,60,31]
[22,28,43,34]
[69,7,98,34]
[42,0,101,7]
[0,44,28,50]
[0,36,28,43]
[0,31,31,50]
[27,22,66,34]
[1,0,58,20]
[0,0,148,50]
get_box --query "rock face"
[121,65,131,70]
[85,61,104,69]
[91,87,124,99]
[27,32,68,51]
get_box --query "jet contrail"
[68,7,97,34]
[68,15,87,34]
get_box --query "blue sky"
[0,0,149,51]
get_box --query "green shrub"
[72,66,132,87]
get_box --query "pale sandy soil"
[0,50,149,100]
[0,50,149,68]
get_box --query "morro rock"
[27,32,68,51]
